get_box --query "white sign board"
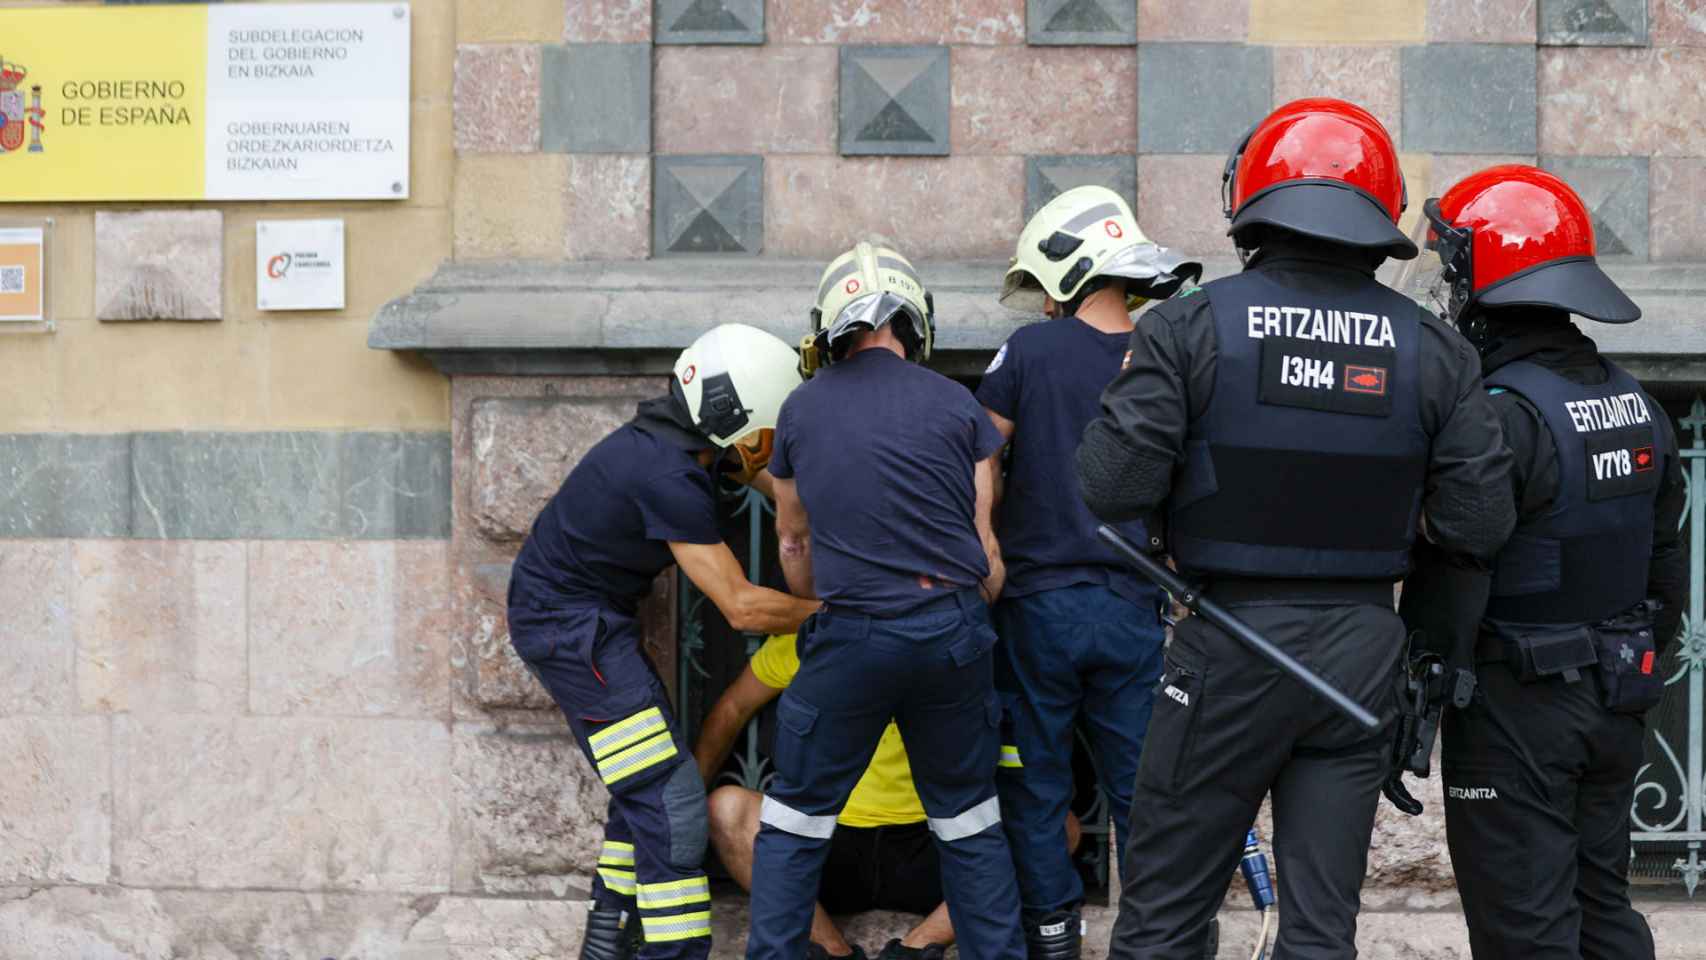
[0,3,411,201]
[257,219,346,311]
[208,4,412,200]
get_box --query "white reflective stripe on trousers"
[927,795,1002,842]
[760,795,838,839]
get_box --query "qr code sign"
[0,265,23,294]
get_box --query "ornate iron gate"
[1631,397,1706,895]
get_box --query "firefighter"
[507,323,818,960]
[1419,165,1685,960]
[745,242,1025,960]
[982,185,1200,960]
[1075,98,1515,959]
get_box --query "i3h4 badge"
[256,218,344,311]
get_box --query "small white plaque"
[256,218,345,311]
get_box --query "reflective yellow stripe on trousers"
[640,910,713,943]
[637,875,710,910]
[596,730,679,785]
[588,707,669,759]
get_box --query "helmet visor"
[824,291,925,348]
[1000,244,1204,315]
[1388,200,1464,321]
[1099,242,1204,306]
[1231,180,1419,259]
[999,266,1048,313]
[1480,257,1641,324]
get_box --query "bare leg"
[708,786,853,955]
[897,810,1082,950]
[901,904,955,948]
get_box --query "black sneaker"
[874,939,945,960]
[806,944,869,960]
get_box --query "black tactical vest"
[1484,359,1667,624]
[1167,269,1429,579]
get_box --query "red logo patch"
[845,278,862,295]
[1634,446,1655,472]
[1344,365,1388,396]
[681,364,696,385]
[1641,650,1655,675]
[1104,219,1123,239]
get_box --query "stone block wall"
[450,0,1706,268]
[0,1,476,955]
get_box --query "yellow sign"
[0,3,410,202]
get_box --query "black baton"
[1097,525,1382,732]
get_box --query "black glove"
[1399,538,1492,669]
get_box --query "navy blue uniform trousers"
[993,583,1165,918]
[510,603,712,960]
[746,591,1026,960]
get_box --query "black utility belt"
[1477,601,1664,715]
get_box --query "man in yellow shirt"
[695,634,1080,960]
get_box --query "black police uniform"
[1444,315,1685,960]
[508,397,722,960]
[1076,238,1514,960]
[747,347,1025,960]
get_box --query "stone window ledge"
[370,258,1706,382]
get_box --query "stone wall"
[452,0,1706,267]
[0,1,469,956]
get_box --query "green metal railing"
[1630,398,1706,895]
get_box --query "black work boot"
[1024,909,1082,960]
[805,944,869,960]
[874,939,945,960]
[581,908,640,960]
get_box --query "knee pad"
[580,907,642,960]
[661,760,708,870]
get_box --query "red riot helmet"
[1222,97,1416,260]
[1424,164,1639,339]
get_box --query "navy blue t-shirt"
[769,348,1006,616]
[976,317,1152,605]
[509,424,722,613]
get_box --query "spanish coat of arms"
[0,57,45,155]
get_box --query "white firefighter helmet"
[810,241,934,363]
[673,323,802,450]
[1000,185,1201,314]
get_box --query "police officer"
[981,186,1199,960]
[746,242,1025,960]
[1419,165,1685,960]
[508,323,819,960]
[1075,98,1515,959]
